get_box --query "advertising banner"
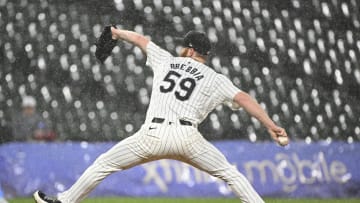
[0,141,359,198]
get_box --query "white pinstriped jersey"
[55,41,264,203]
[145,42,241,125]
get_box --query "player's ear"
[188,48,195,56]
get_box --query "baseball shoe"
[33,191,61,203]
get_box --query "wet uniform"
[57,42,264,203]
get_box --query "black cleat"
[33,191,62,203]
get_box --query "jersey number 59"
[160,71,196,101]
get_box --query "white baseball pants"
[57,123,264,203]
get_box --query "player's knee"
[211,165,243,182]
[92,152,126,173]
[92,153,113,169]
[93,153,106,164]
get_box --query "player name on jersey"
[170,63,204,81]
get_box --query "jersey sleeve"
[146,41,173,73]
[215,74,242,109]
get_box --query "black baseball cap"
[177,31,211,55]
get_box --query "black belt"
[151,117,193,126]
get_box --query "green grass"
[8,198,360,203]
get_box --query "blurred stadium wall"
[0,0,359,199]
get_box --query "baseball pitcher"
[34,27,288,203]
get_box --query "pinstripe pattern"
[145,42,242,125]
[57,42,264,203]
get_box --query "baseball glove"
[95,25,118,63]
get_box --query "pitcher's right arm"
[233,91,288,143]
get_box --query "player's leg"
[55,131,150,203]
[185,133,264,203]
